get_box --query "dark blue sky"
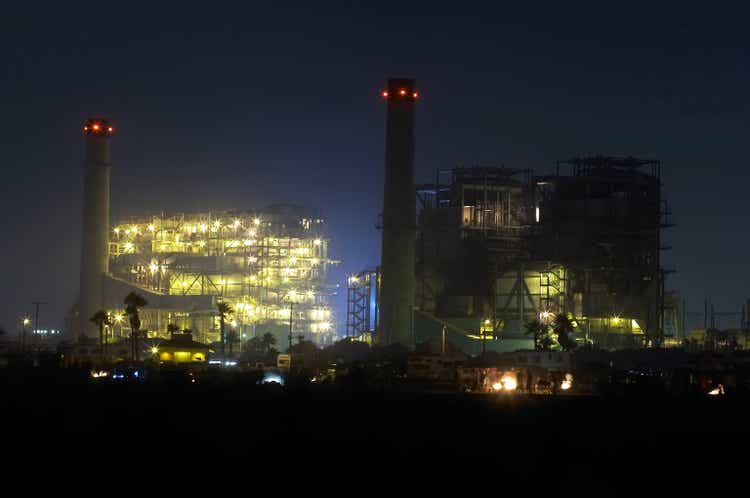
[1,2,748,333]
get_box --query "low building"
[154,332,211,363]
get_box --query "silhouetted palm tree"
[89,310,110,361]
[124,291,148,362]
[553,314,578,352]
[216,301,233,358]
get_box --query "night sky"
[2,2,748,334]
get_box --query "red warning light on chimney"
[83,118,115,136]
[380,84,419,102]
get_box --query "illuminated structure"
[346,269,379,342]
[101,205,337,346]
[78,118,114,338]
[153,331,210,363]
[378,77,418,347]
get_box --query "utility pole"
[288,300,294,352]
[32,301,46,351]
[441,324,446,356]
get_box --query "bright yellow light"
[253,218,261,226]
[198,240,206,247]
[150,347,158,354]
[230,320,238,328]
[147,224,155,232]
[114,227,120,235]
[313,238,322,246]
[318,321,332,332]
[149,262,159,273]
[123,242,134,252]
[233,219,241,228]
[492,382,503,391]
[288,290,299,301]
[484,319,491,325]
[114,314,123,323]
[22,317,30,326]
[199,223,207,233]
[612,316,621,324]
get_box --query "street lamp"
[113,313,124,339]
[21,317,30,353]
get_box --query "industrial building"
[352,77,677,353]
[352,158,674,353]
[75,119,338,348]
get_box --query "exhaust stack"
[78,118,113,338]
[378,78,418,346]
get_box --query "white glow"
[501,374,517,391]
[262,372,284,385]
[560,373,573,391]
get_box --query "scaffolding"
[415,165,534,336]
[345,269,379,341]
[410,157,673,351]
[534,156,672,347]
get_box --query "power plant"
[75,120,337,347]
[345,79,676,353]
[74,79,678,355]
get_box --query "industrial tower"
[78,118,113,338]
[378,78,418,346]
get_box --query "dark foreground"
[3,369,747,494]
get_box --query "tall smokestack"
[378,78,418,347]
[78,118,113,338]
